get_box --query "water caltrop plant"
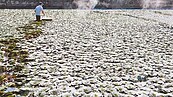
[0,20,45,97]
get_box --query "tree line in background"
[0,0,173,9]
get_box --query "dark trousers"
[36,15,41,21]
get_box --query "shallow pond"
[1,9,173,97]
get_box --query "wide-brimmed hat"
[39,2,44,5]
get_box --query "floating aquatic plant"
[0,19,46,97]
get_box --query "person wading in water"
[35,2,45,21]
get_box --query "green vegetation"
[16,21,44,40]
[0,20,45,97]
[113,94,119,97]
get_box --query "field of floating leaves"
[1,9,173,97]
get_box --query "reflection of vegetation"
[0,20,45,96]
